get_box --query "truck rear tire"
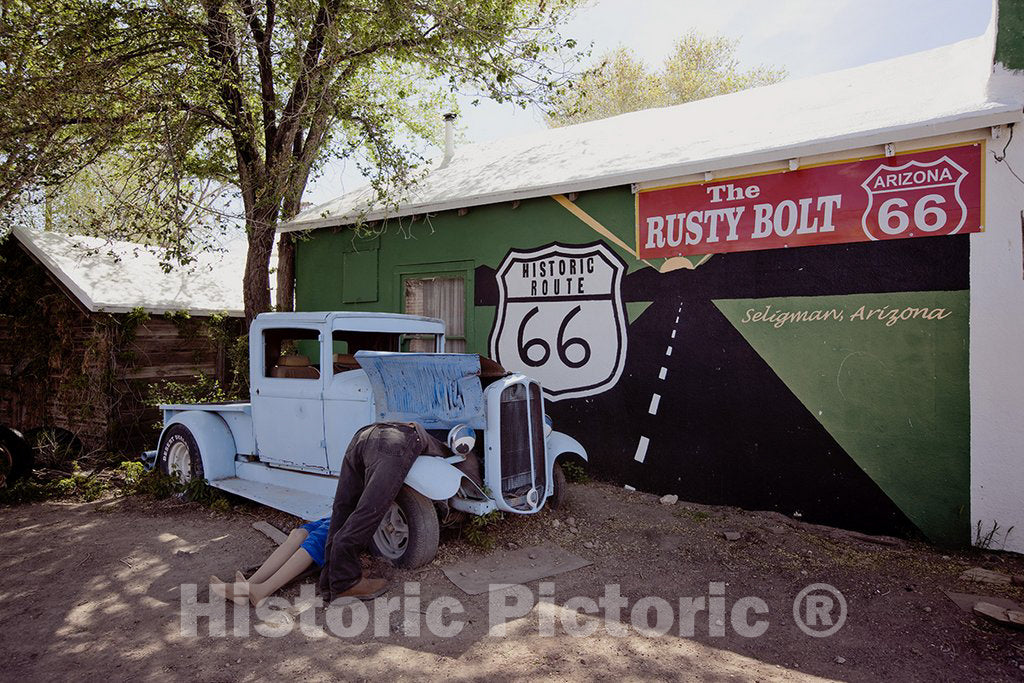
[158,424,205,484]
[371,486,439,569]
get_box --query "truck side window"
[331,331,401,374]
[404,276,466,352]
[263,328,321,379]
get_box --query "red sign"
[635,143,983,258]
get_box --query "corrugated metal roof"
[10,226,248,316]
[286,21,1022,232]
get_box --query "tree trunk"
[275,231,295,312]
[243,215,277,325]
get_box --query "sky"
[304,0,994,205]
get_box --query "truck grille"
[499,381,546,510]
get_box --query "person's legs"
[246,528,309,583]
[248,548,315,607]
[211,547,316,606]
[322,424,421,598]
[318,426,371,596]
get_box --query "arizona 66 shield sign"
[489,242,627,401]
[636,143,982,258]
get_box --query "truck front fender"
[404,456,466,501]
[547,430,588,463]
[159,411,237,481]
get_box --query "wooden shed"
[0,227,245,459]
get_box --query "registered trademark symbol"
[793,583,848,637]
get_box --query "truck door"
[322,328,392,474]
[251,326,328,471]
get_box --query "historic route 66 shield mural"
[489,242,628,401]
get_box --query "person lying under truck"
[211,421,478,606]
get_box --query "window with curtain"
[404,276,466,352]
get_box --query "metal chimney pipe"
[441,112,457,168]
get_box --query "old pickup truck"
[152,311,587,568]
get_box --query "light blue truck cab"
[153,312,587,567]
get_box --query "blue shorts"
[299,517,331,567]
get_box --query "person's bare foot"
[209,576,250,606]
[235,570,247,583]
[248,583,270,608]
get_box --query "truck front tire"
[158,424,205,484]
[371,485,439,569]
[548,461,568,510]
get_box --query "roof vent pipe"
[441,112,457,168]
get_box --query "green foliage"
[546,31,786,127]
[149,374,235,408]
[3,0,588,318]
[560,459,589,484]
[0,478,59,505]
[52,463,109,501]
[462,510,504,549]
[116,460,230,509]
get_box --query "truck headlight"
[447,424,476,456]
[543,414,553,439]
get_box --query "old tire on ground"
[371,485,439,569]
[157,424,205,484]
[0,426,33,489]
[547,461,568,510]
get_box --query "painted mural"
[295,149,975,545]
[489,242,628,401]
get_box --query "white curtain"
[404,277,465,352]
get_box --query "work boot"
[331,577,389,602]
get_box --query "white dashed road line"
[648,393,661,415]
[636,305,682,468]
[634,436,650,463]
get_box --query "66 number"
[877,193,948,234]
[518,305,592,369]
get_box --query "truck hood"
[354,351,487,429]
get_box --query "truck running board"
[210,477,334,521]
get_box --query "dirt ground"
[2,480,1023,682]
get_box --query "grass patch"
[676,507,711,524]
[0,459,232,511]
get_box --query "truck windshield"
[330,330,441,374]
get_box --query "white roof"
[11,225,248,316]
[287,20,1023,231]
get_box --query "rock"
[569,527,579,534]
[660,494,678,505]
[835,656,846,665]
[583,541,595,549]
[723,531,741,541]
[924,606,932,613]
[567,517,576,525]
[552,519,561,528]
[624,485,636,491]
[528,553,537,560]
[960,567,1012,585]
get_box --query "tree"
[546,31,786,127]
[3,0,584,322]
